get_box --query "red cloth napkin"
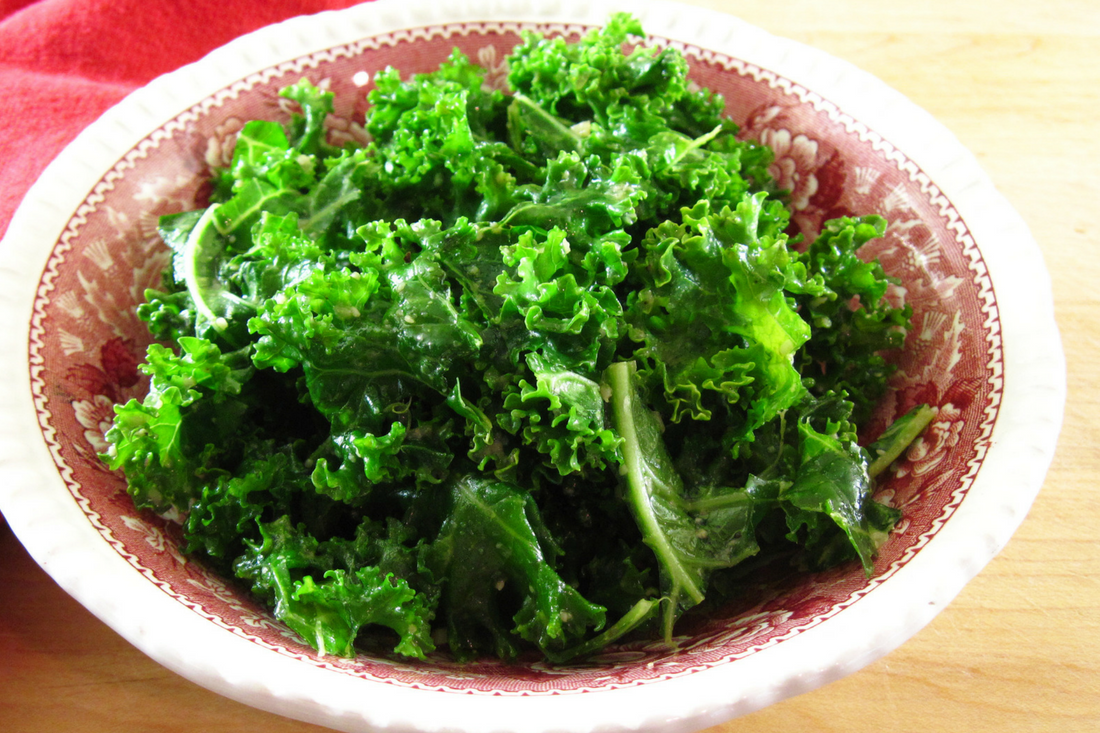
[0,0,369,240]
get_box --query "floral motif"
[326,114,371,149]
[477,44,510,92]
[898,403,964,479]
[204,116,245,169]
[739,101,842,240]
[758,127,819,211]
[133,174,198,211]
[65,335,148,456]
[65,337,143,401]
[72,394,116,453]
[121,514,187,566]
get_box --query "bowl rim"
[0,0,1065,731]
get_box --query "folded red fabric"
[0,0,366,239]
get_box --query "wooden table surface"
[2,0,1098,730]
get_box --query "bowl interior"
[31,21,1001,693]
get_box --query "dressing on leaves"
[104,14,922,663]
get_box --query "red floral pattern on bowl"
[30,22,1001,694]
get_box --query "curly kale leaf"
[507,13,691,131]
[102,337,253,513]
[104,16,922,665]
[626,194,813,450]
[493,225,625,374]
[779,394,901,574]
[796,216,912,422]
[608,361,762,639]
[366,50,512,221]
[422,475,607,660]
[497,351,622,476]
[234,515,436,659]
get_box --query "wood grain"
[696,2,1100,732]
[2,1,1097,731]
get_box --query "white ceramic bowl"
[0,1,1064,731]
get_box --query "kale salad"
[103,14,931,663]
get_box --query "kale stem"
[867,404,936,479]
